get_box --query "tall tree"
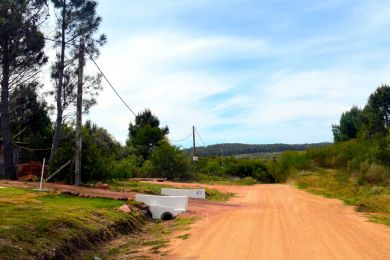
[49,0,105,163]
[332,106,363,142]
[127,109,169,160]
[0,0,47,179]
[364,85,390,137]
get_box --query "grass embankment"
[0,187,143,259]
[294,169,390,226]
[86,216,197,259]
[108,180,235,202]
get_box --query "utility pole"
[75,37,85,186]
[221,144,224,168]
[192,125,196,158]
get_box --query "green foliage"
[127,109,169,160]
[9,83,53,161]
[360,162,390,184]
[266,151,309,182]
[192,156,277,184]
[111,156,138,179]
[81,121,121,182]
[148,141,191,180]
[332,106,363,142]
[48,124,75,182]
[49,121,123,183]
[224,159,275,183]
[365,85,390,136]
[0,0,47,180]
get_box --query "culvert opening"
[161,212,174,221]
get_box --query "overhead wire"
[195,127,207,147]
[43,36,137,117]
[169,132,192,143]
[43,37,210,145]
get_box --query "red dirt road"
[0,180,136,200]
[2,180,390,259]
[167,184,390,260]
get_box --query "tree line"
[189,142,331,157]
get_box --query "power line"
[43,37,137,117]
[195,127,207,147]
[13,143,52,151]
[85,51,137,117]
[169,132,192,143]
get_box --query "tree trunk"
[1,39,16,180]
[50,0,67,164]
[74,38,84,186]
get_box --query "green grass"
[90,216,197,259]
[176,233,191,240]
[0,187,143,259]
[108,180,171,194]
[294,169,390,227]
[205,188,235,202]
[109,179,235,202]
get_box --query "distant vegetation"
[186,143,331,157]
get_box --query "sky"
[73,0,390,147]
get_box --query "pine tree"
[0,0,47,179]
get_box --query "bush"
[149,141,192,180]
[266,151,309,182]
[238,176,258,185]
[363,163,389,184]
[112,156,138,179]
[224,159,274,183]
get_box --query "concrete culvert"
[161,212,174,221]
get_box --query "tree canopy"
[127,109,169,160]
[332,106,363,142]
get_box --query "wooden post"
[39,158,46,190]
[75,37,84,186]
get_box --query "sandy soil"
[166,184,390,260]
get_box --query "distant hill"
[185,142,331,157]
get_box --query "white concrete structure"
[161,188,206,199]
[135,194,188,220]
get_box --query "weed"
[176,233,190,240]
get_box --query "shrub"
[112,156,138,179]
[224,159,274,183]
[238,176,258,185]
[149,141,192,180]
[364,163,389,184]
[370,186,384,195]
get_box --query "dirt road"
[167,184,390,260]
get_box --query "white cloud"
[88,31,266,143]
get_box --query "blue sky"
[83,0,390,147]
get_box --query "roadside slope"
[167,184,390,260]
